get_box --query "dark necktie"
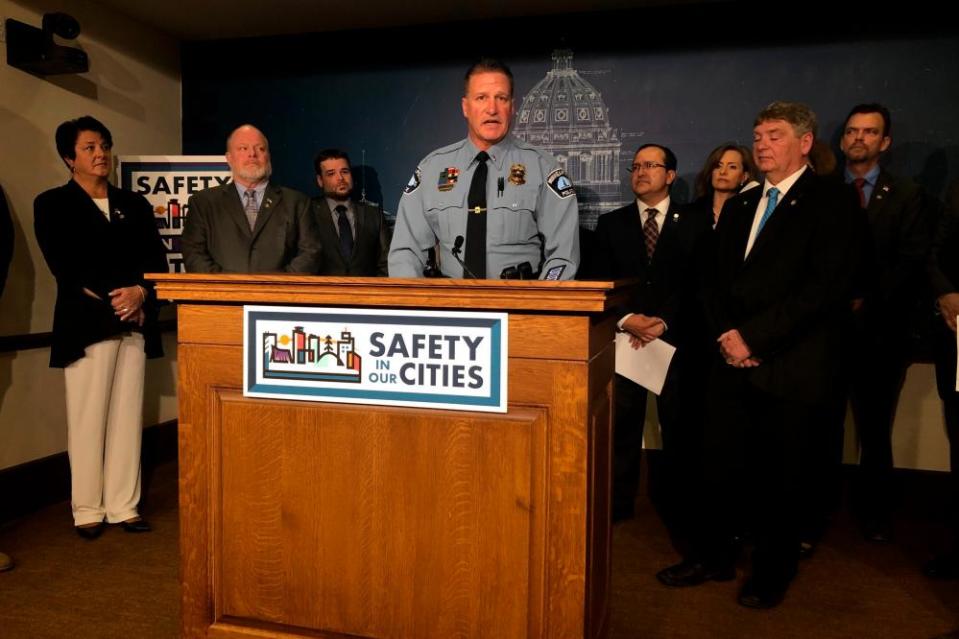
[335,205,353,260]
[854,177,867,208]
[243,189,258,230]
[643,208,659,260]
[464,151,490,278]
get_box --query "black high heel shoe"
[119,517,151,533]
[75,522,105,540]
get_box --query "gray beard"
[235,163,271,184]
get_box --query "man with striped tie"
[592,144,711,531]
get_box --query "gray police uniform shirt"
[388,135,580,280]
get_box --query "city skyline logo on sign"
[263,326,362,384]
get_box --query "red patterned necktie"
[643,208,659,259]
[854,177,867,208]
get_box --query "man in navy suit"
[312,149,390,276]
[657,102,859,608]
[593,144,710,529]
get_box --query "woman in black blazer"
[683,143,759,378]
[34,116,167,539]
[689,143,759,228]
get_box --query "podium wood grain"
[154,275,627,639]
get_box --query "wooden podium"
[151,274,629,639]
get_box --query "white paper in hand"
[614,332,676,396]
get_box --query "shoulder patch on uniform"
[403,168,422,194]
[547,168,576,199]
[544,265,566,280]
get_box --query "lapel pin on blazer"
[113,209,125,220]
[264,198,273,208]
[672,211,680,221]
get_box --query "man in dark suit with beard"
[836,104,930,541]
[657,102,859,608]
[593,143,711,530]
[312,149,390,276]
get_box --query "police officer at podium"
[388,58,580,280]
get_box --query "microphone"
[423,247,444,278]
[452,236,479,279]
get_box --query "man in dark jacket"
[311,149,390,276]
[592,143,711,528]
[924,179,959,581]
[657,102,860,609]
[839,103,931,541]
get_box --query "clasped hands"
[718,329,761,368]
[621,314,665,349]
[83,285,147,326]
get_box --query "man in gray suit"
[182,124,321,273]
[312,148,389,276]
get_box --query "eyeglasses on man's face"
[628,162,667,173]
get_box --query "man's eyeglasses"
[628,162,667,173]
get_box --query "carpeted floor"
[0,459,956,638]
[0,461,180,638]
[612,495,959,639]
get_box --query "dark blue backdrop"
[182,7,959,219]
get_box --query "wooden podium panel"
[217,394,545,637]
[155,275,629,639]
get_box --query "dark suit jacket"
[705,169,860,404]
[182,181,321,273]
[34,180,168,368]
[853,169,930,328]
[929,179,959,398]
[312,199,390,276]
[593,199,712,345]
[930,179,959,300]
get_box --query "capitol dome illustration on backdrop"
[513,50,629,229]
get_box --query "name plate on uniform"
[243,306,508,412]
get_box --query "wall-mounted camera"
[5,13,89,76]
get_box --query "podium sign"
[244,305,508,412]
